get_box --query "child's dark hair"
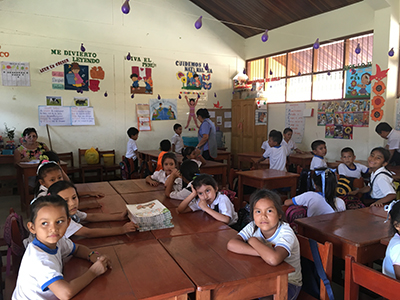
[48,180,77,196]
[127,127,139,138]
[375,122,392,134]
[181,146,196,161]
[173,123,182,131]
[341,147,354,156]
[311,139,326,151]
[192,174,218,191]
[196,108,210,119]
[30,195,69,223]
[370,147,391,163]
[160,139,171,152]
[180,160,200,187]
[249,189,286,233]
[312,168,338,210]
[388,201,400,235]
[161,152,177,166]
[34,161,62,196]
[269,130,283,145]
[283,128,293,134]
[41,151,60,163]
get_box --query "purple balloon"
[80,43,85,52]
[195,16,202,29]
[131,94,134,98]
[243,68,246,75]
[214,92,217,97]
[104,91,108,97]
[269,69,273,75]
[158,94,161,100]
[121,0,130,14]
[126,52,131,60]
[389,48,395,57]
[327,71,331,76]
[261,30,268,42]
[298,71,301,76]
[355,43,361,54]
[313,38,320,50]
[178,94,181,99]
[205,63,209,71]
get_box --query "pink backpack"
[285,205,307,234]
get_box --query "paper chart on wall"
[285,103,305,143]
[71,107,95,125]
[136,104,151,131]
[38,106,95,126]
[1,62,30,86]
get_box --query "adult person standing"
[14,127,49,163]
[196,108,217,160]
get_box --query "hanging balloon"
[197,93,200,99]
[261,30,269,42]
[214,92,217,97]
[158,94,161,100]
[121,0,130,14]
[388,48,395,57]
[313,38,320,50]
[204,63,209,71]
[126,52,131,60]
[80,43,86,52]
[327,71,331,76]
[104,91,108,97]
[131,94,134,98]
[243,68,246,75]
[194,16,202,29]
[269,69,273,75]
[298,71,301,76]
[355,43,361,54]
[178,94,182,99]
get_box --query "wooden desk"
[75,181,118,196]
[159,229,294,300]
[237,152,262,169]
[200,160,227,187]
[288,153,313,169]
[214,150,231,176]
[295,209,390,264]
[0,154,17,181]
[16,161,67,212]
[236,169,299,201]
[109,179,164,194]
[359,206,387,218]
[64,240,195,300]
[121,190,182,209]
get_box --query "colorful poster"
[150,98,177,121]
[317,100,369,127]
[130,66,153,94]
[344,66,372,99]
[255,109,267,125]
[64,63,89,91]
[1,61,30,86]
[74,97,89,107]
[136,104,151,131]
[46,96,62,106]
[325,125,353,139]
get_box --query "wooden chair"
[345,254,400,300]
[78,148,103,183]
[58,152,81,182]
[99,150,120,181]
[297,234,333,300]
[121,156,140,179]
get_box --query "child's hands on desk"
[147,179,159,186]
[89,255,112,276]
[122,222,139,233]
[88,192,105,198]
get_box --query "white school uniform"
[238,222,302,287]
[171,133,184,154]
[282,139,296,154]
[383,233,400,279]
[188,193,238,225]
[262,145,289,171]
[338,163,368,179]
[35,185,48,198]
[125,138,138,160]
[369,167,395,199]
[310,155,327,170]
[191,158,202,168]
[13,237,75,300]
[151,170,183,189]
[387,129,400,153]
[169,182,193,200]
[261,141,270,151]
[292,191,346,217]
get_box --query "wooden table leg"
[275,274,288,300]
[196,289,211,300]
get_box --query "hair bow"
[314,168,336,197]
[384,200,400,223]
[36,160,58,175]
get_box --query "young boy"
[310,140,327,170]
[125,127,139,171]
[375,122,400,165]
[349,147,396,207]
[338,147,369,179]
[171,123,184,153]
[156,139,171,171]
[282,128,303,154]
[257,130,289,171]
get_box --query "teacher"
[196,108,217,160]
[14,127,49,163]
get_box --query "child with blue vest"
[257,130,289,171]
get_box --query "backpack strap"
[370,171,392,192]
[309,239,335,300]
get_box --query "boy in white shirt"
[310,140,328,170]
[125,127,139,171]
[171,123,184,153]
[282,128,303,154]
[338,147,369,179]
[257,130,289,171]
[376,122,400,165]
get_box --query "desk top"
[121,190,182,209]
[236,169,299,179]
[109,179,164,194]
[76,182,118,196]
[288,153,313,159]
[359,206,387,219]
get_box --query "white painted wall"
[244,0,400,162]
[0,0,245,161]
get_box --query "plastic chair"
[99,150,120,180]
[344,254,400,300]
[78,148,103,183]
[58,151,81,182]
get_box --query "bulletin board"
[208,108,231,132]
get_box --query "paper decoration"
[285,103,305,143]
[39,58,70,74]
[317,100,369,127]
[130,66,153,95]
[64,63,89,91]
[150,98,177,121]
[38,106,94,126]
[136,104,151,131]
[52,71,64,90]
[370,64,388,122]
[71,107,95,125]
[344,66,372,99]
[1,62,30,86]
[370,64,389,81]
[325,125,353,139]
[213,101,223,109]
[74,97,89,106]
[255,109,267,125]
[46,96,62,106]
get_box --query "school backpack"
[4,210,29,275]
[338,195,365,210]
[119,159,131,180]
[285,205,307,234]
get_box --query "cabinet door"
[231,100,242,163]
[242,101,255,153]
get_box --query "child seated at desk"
[177,174,238,226]
[125,127,139,172]
[282,128,303,154]
[257,130,289,171]
[181,146,206,167]
[146,152,182,188]
[310,140,327,170]
[284,168,346,216]
[165,160,200,200]
[338,147,369,179]
[383,200,400,280]
[349,147,396,207]
[156,139,171,171]
[14,195,111,300]
[227,189,302,300]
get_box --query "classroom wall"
[245,0,400,161]
[0,0,245,161]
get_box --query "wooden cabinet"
[231,98,268,167]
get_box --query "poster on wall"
[64,63,89,91]
[285,103,305,143]
[74,97,89,107]
[136,104,151,131]
[317,100,370,127]
[52,71,64,90]
[344,66,372,99]
[255,109,267,125]
[89,66,105,92]
[1,61,30,86]
[46,96,62,106]
[130,66,153,94]
[150,98,177,121]
[325,125,353,139]
[179,91,207,129]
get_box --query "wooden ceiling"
[189,0,362,38]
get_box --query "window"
[246,32,373,103]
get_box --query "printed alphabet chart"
[1,61,30,86]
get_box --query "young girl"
[227,189,302,300]
[13,195,111,300]
[181,146,206,167]
[383,200,400,279]
[177,174,238,225]
[284,168,346,216]
[146,152,182,188]
[34,161,64,198]
[48,181,138,238]
[164,160,200,200]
